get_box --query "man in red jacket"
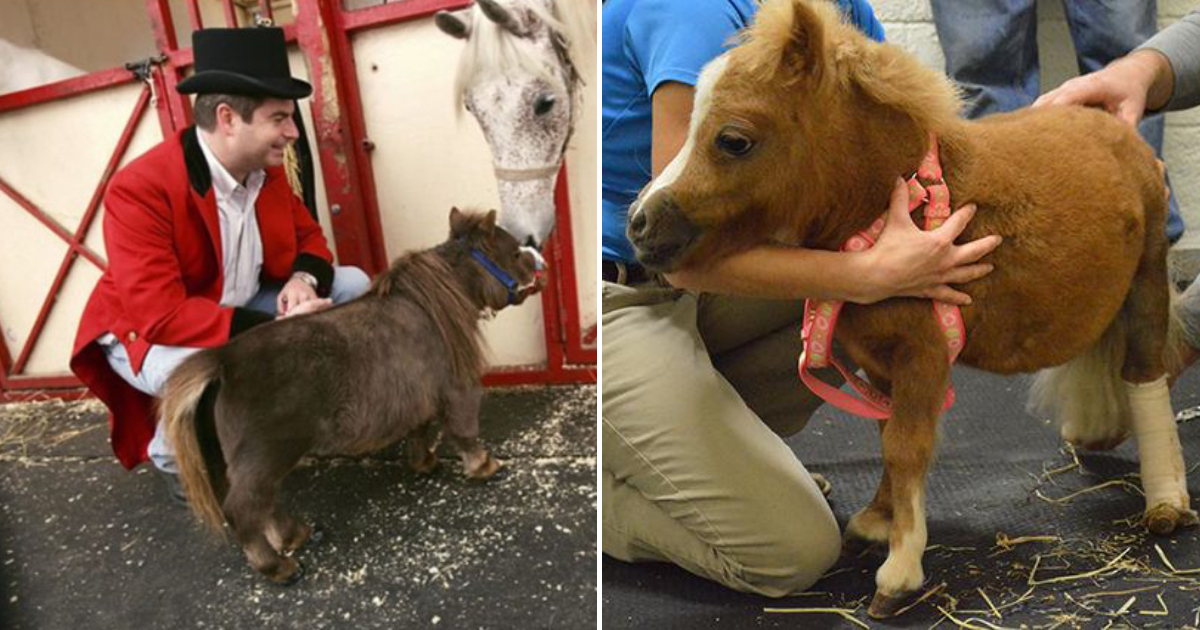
[70,27,369,502]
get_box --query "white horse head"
[435,0,593,249]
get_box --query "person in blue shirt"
[601,0,1001,596]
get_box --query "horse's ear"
[434,9,472,39]
[450,206,469,238]
[483,209,498,237]
[780,0,827,84]
[478,0,532,36]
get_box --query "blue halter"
[470,249,520,305]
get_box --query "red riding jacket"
[71,127,334,469]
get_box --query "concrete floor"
[0,385,596,630]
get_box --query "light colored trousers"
[101,266,371,473]
[601,281,842,597]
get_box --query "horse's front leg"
[846,369,894,547]
[443,386,502,480]
[867,357,946,619]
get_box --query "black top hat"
[176,27,312,99]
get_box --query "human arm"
[1034,10,1200,122]
[651,85,999,306]
[103,170,273,345]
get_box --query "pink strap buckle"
[797,133,964,420]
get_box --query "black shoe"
[158,470,189,508]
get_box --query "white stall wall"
[875,0,1200,255]
[0,83,165,376]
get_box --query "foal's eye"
[715,130,754,157]
[534,94,556,116]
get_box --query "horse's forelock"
[452,0,592,110]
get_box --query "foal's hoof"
[410,450,440,474]
[466,455,503,481]
[267,558,305,586]
[1144,503,1200,536]
[868,589,917,619]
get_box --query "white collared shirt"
[197,133,266,308]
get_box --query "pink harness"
[797,134,965,419]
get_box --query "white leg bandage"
[1126,376,1190,510]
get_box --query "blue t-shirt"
[601,0,885,263]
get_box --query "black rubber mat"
[603,367,1200,629]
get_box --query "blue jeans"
[930,0,1184,243]
[101,265,371,472]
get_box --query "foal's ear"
[450,206,469,238]
[483,209,498,237]
[779,0,827,84]
[434,9,472,39]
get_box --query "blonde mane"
[742,0,962,134]
[453,0,595,110]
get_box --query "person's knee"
[732,508,841,597]
[331,265,371,303]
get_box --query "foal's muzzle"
[627,190,701,272]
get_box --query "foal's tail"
[1029,286,1184,448]
[161,351,226,534]
[1028,318,1132,448]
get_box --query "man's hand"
[278,297,331,318]
[864,178,1001,306]
[1033,49,1174,127]
[277,276,319,316]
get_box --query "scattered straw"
[995,533,1060,551]
[891,581,946,617]
[1028,548,1131,586]
[762,606,868,628]
[1156,544,1200,575]
[1139,593,1169,616]
[1034,479,1143,504]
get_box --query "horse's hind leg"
[866,350,946,619]
[224,463,303,584]
[1122,225,1198,534]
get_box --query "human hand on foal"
[1033,49,1174,127]
[277,277,323,317]
[279,297,332,318]
[866,178,1000,306]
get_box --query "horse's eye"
[715,130,754,157]
[534,94,556,116]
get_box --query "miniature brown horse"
[161,208,540,584]
[626,0,1196,618]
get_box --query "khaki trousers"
[601,281,842,597]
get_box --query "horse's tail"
[162,350,227,534]
[1028,317,1132,449]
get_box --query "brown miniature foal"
[626,0,1195,618]
[161,208,540,584]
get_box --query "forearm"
[663,245,883,303]
[1139,10,1200,112]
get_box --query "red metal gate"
[0,0,595,402]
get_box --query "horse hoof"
[1145,504,1200,535]
[281,561,305,586]
[467,456,504,481]
[868,589,915,619]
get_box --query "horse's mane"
[453,0,595,111]
[369,248,484,385]
[742,0,962,135]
